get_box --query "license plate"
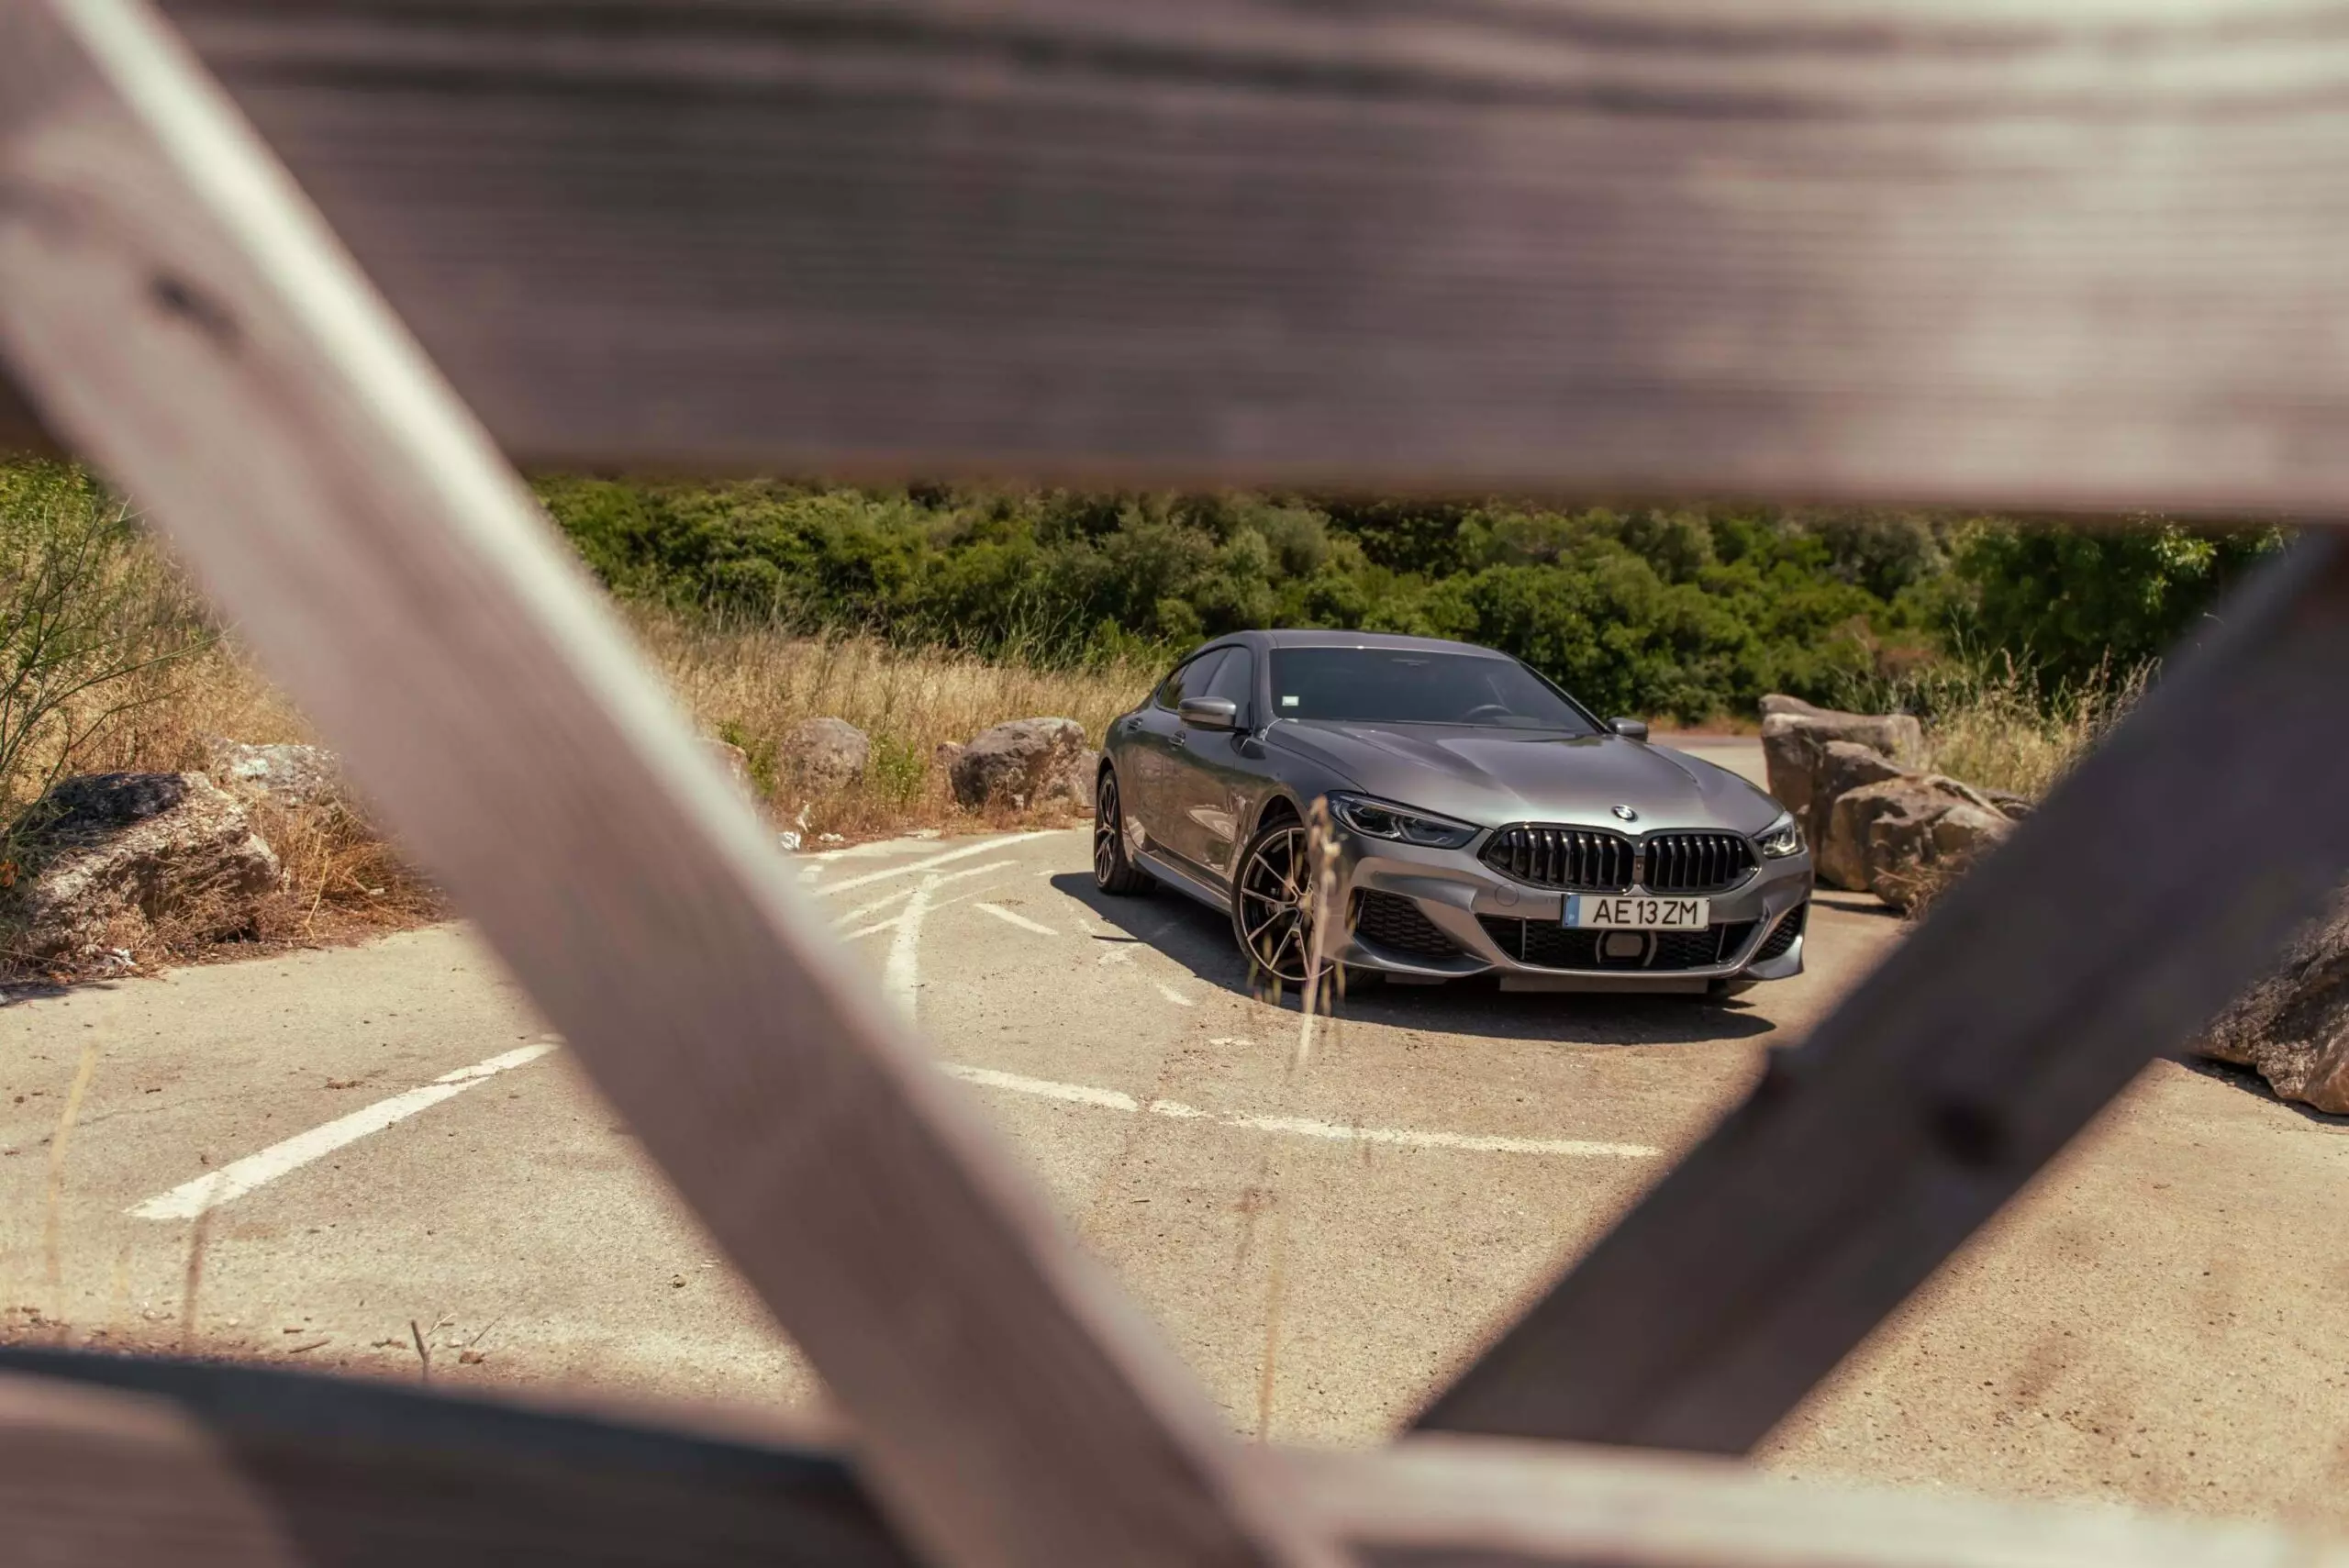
[1564,895,1709,930]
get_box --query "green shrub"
[1944,517,2285,690]
[868,735,929,808]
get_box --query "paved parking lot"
[6,814,2349,1530]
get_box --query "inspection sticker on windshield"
[1564,895,1708,930]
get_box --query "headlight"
[1756,813,1806,859]
[1326,794,1479,851]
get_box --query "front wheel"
[1230,815,1335,989]
[1093,768,1154,895]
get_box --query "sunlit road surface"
[7,767,2349,1529]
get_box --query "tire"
[1092,767,1154,895]
[1230,812,1336,990]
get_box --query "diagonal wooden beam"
[0,4,1344,1566]
[1417,533,2349,1450]
[7,1351,2344,1568]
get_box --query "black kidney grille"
[1480,826,1634,891]
[1753,902,1807,962]
[1477,917,1758,972]
[1351,890,1463,959]
[1639,832,1756,894]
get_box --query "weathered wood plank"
[0,1353,913,1568]
[8,1352,2344,1568]
[0,0,2338,506]
[1417,533,2349,1450]
[0,5,1341,1566]
[1289,1432,2349,1568]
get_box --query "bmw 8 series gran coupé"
[1093,631,1812,995]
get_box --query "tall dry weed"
[631,612,1155,838]
[1842,651,2147,802]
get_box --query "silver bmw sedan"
[1094,630,1812,995]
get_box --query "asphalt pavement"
[6,758,2349,1530]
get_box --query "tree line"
[538,478,2283,722]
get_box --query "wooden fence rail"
[9,1348,2346,1568]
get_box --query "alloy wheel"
[1236,822,1318,984]
[1094,773,1123,887]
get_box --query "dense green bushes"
[0,458,2288,733]
[536,477,2287,721]
[1943,518,2286,692]
[537,480,1982,721]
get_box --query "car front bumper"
[1325,829,1812,992]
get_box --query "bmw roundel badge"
[1611,804,1639,822]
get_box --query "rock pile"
[205,739,343,806]
[2200,895,2349,1115]
[3,772,282,961]
[1760,698,2015,912]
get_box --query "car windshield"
[1267,648,1600,732]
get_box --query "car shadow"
[1049,873,1777,1046]
[1813,888,1902,922]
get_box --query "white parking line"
[1155,983,1195,1007]
[127,1043,558,1221]
[937,1063,1660,1159]
[817,833,1053,897]
[885,875,940,1014]
[836,862,1012,929]
[835,884,917,926]
[974,903,1057,936]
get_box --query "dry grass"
[1843,652,2147,803]
[5,606,1155,977]
[631,612,1154,840]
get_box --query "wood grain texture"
[0,0,2313,506]
[10,1352,2344,1568]
[1291,1432,2349,1568]
[0,5,1341,1566]
[1418,534,2349,1450]
[0,1354,911,1568]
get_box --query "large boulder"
[1758,694,1827,719]
[949,718,1094,810]
[777,718,869,795]
[1820,775,2012,908]
[1814,740,1912,825]
[3,772,282,960]
[205,739,343,806]
[2200,896,2349,1114]
[1761,706,1927,841]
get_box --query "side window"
[1152,650,1227,711]
[1201,647,1253,722]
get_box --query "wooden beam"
[8,1352,2344,1568]
[0,5,1342,1566]
[1289,1432,2349,1568]
[0,0,2299,507]
[1417,534,2349,1450]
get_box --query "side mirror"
[1609,717,1650,742]
[1178,696,1241,732]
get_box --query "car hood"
[1266,721,1782,834]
